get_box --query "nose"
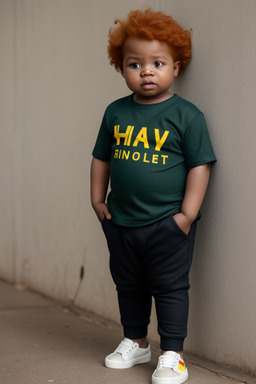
[141,67,154,77]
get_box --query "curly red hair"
[108,8,192,73]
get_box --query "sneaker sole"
[105,351,151,369]
[152,369,188,384]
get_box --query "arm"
[90,157,112,222]
[173,163,211,234]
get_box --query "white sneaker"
[105,338,151,369]
[152,351,188,384]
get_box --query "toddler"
[91,8,216,384]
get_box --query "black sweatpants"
[101,214,197,351]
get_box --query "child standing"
[91,9,216,384]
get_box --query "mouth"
[142,82,156,90]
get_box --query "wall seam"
[12,0,21,283]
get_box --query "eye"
[154,61,163,68]
[129,63,140,69]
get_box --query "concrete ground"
[0,280,254,384]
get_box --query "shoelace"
[116,339,137,356]
[159,352,180,369]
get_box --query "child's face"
[122,37,180,104]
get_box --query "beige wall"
[1,0,256,375]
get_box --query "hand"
[173,213,192,235]
[93,202,112,222]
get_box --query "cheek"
[124,73,138,86]
[125,67,137,77]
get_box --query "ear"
[174,61,181,77]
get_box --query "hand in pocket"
[173,213,191,235]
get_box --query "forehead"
[122,37,173,59]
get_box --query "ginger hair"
[108,8,192,73]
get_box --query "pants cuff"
[123,326,148,340]
[160,338,184,351]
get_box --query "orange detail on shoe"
[178,361,185,372]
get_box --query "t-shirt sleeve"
[183,112,217,168]
[92,111,113,161]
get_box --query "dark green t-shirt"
[92,94,216,227]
